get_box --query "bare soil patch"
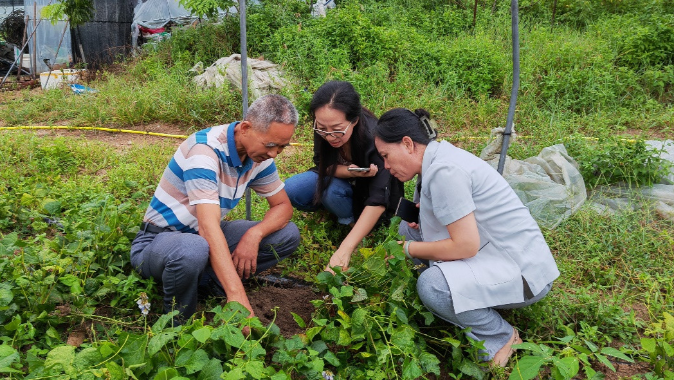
[25,123,189,152]
[598,360,652,380]
[623,128,671,140]
[248,284,319,337]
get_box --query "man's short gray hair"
[245,94,299,132]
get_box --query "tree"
[41,0,94,27]
[179,0,237,20]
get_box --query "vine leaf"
[600,347,634,363]
[192,327,212,344]
[351,288,368,302]
[291,312,306,328]
[510,355,546,380]
[148,332,177,357]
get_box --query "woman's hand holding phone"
[347,164,378,178]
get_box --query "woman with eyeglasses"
[373,108,559,367]
[285,81,403,272]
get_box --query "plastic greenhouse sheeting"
[24,0,72,74]
[132,0,191,29]
[131,0,193,48]
[131,0,249,48]
[480,127,587,229]
[648,139,674,185]
[587,140,674,221]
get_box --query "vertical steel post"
[32,2,37,78]
[240,0,252,220]
[497,0,520,175]
[17,15,28,81]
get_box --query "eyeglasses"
[313,119,354,139]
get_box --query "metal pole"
[240,0,252,220]
[497,0,520,175]
[32,1,37,79]
[0,14,44,89]
[0,0,55,90]
[17,15,28,81]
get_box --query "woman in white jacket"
[373,108,560,367]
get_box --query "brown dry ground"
[248,283,318,337]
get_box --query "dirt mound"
[248,284,319,337]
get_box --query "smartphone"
[395,197,420,224]
[347,167,371,172]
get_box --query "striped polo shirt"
[143,121,284,233]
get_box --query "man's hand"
[226,293,256,336]
[231,230,262,279]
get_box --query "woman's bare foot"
[491,328,522,367]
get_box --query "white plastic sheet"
[588,140,674,221]
[648,139,674,185]
[24,0,72,74]
[131,0,249,48]
[480,127,587,229]
[311,0,336,17]
[131,0,194,48]
[192,54,288,101]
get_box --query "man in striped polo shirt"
[130,94,301,322]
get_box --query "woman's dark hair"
[375,108,437,145]
[310,81,376,205]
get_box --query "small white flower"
[322,370,334,380]
[137,292,150,316]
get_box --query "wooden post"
[32,1,37,79]
[17,14,28,81]
[551,0,558,30]
[77,26,86,65]
[473,0,479,28]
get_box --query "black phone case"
[395,197,419,224]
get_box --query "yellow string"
[1,125,637,144]
[0,125,311,146]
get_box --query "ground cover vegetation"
[0,0,673,378]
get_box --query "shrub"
[520,0,674,28]
[641,65,674,101]
[246,0,313,55]
[157,19,240,67]
[594,13,674,69]
[565,134,672,187]
[259,2,506,98]
[434,33,506,97]
[641,312,674,379]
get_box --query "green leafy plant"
[307,223,443,379]
[41,0,94,27]
[510,326,634,380]
[565,135,672,187]
[21,303,286,379]
[179,0,237,20]
[641,312,674,379]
